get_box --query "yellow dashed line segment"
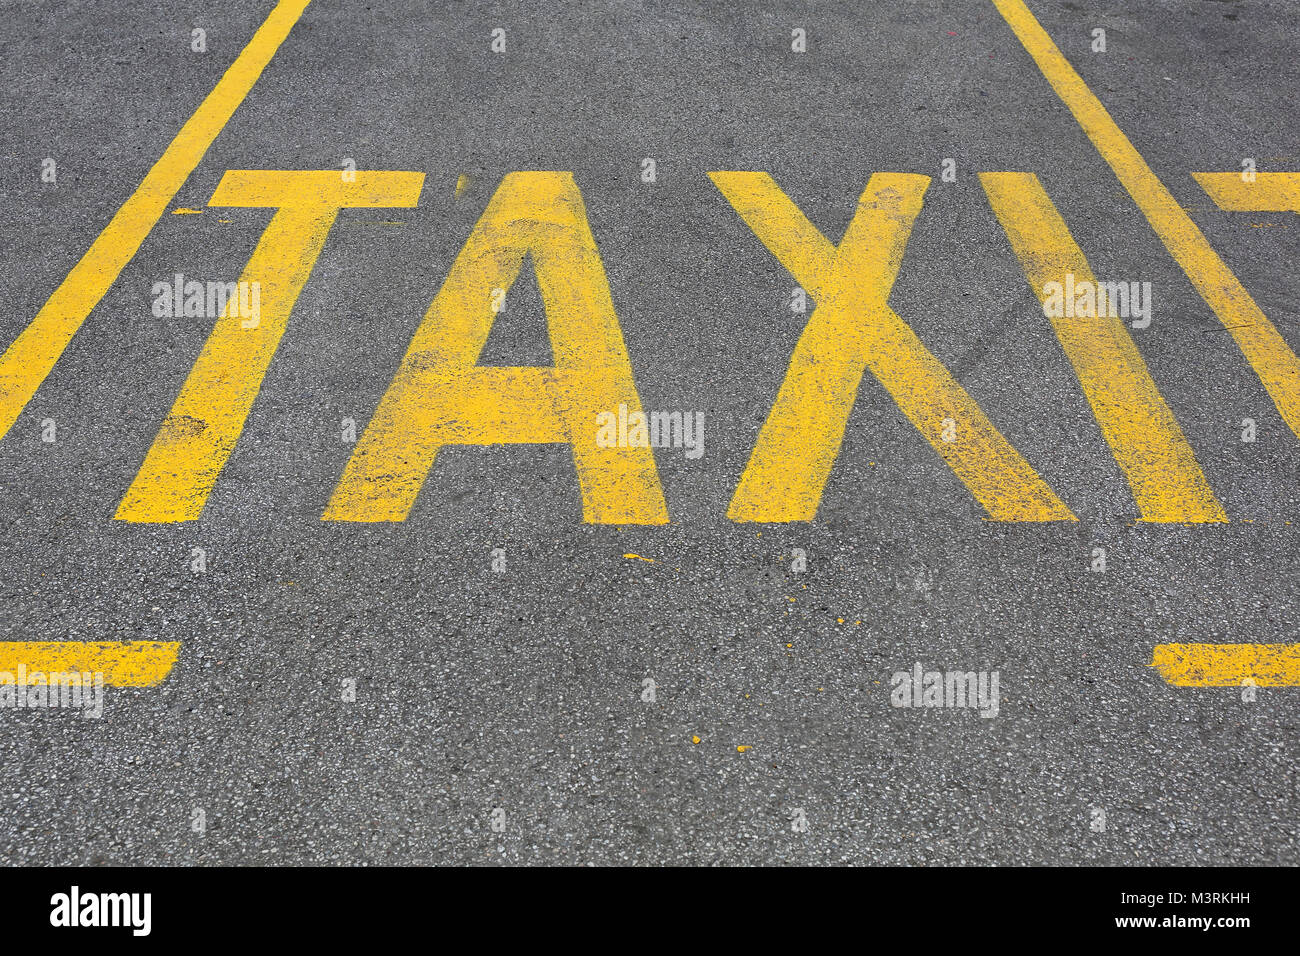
[0,642,180,687]
[1193,172,1300,214]
[1151,643,1300,687]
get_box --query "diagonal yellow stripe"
[0,0,313,442]
[992,0,1300,443]
[0,641,180,687]
[1151,644,1300,687]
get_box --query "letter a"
[325,173,668,523]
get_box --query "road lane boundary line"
[0,0,313,443]
[0,0,311,686]
[991,0,1300,443]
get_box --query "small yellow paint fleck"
[691,735,701,744]
[786,643,793,648]
[837,617,844,624]
[455,174,470,198]
[736,745,751,753]
[786,596,795,603]
[624,553,655,562]
[171,207,203,215]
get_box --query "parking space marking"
[1193,172,1300,214]
[0,0,312,446]
[994,0,1300,446]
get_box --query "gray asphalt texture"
[0,0,1297,865]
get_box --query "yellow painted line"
[993,0,1300,443]
[0,641,180,687]
[325,172,668,525]
[1151,643,1300,687]
[711,171,1073,523]
[0,0,312,444]
[116,171,424,522]
[1193,172,1300,214]
[982,172,1225,523]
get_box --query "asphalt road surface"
[0,0,1297,865]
